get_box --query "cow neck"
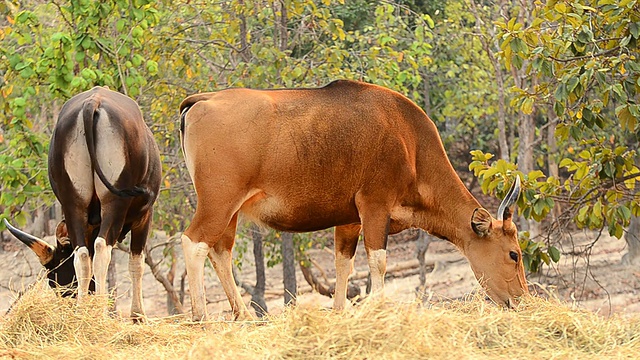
[418,160,482,252]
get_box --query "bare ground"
[1,227,638,320]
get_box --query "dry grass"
[1,282,638,359]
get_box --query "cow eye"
[509,251,519,263]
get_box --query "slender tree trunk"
[423,71,432,116]
[624,216,640,265]
[415,230,432,292]
[107,249,117,312]
[281,232,297,306]
[250,223,268,317]
[517,111,540,237]
[547,112,561,221]
[143,245,185,314]
[468,0,509,160]
[165,246,179,315]
[237,0,251,62]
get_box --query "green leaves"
[519,233,561,273]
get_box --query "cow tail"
[179,94,208,160]
[82,98,149,198]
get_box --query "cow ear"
[55,220,71,246]
[502,208,517,235]
[471,208,492,237]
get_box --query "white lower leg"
[129,253,145,318]
[208,249,252,320]
[333,252,355,310]
[74,246,92,303]
[93,237,113,296]
[182,234,209,321]
[367,249,387,296]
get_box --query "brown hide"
[8,86,161,307]
[49,86,161,255]
[180,80,528,315]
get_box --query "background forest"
[1,0,639,314]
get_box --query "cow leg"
[93,201,129,299]
[64,210,92,302]
[333,224,361,310]
[74,246,92,302]
[93,237,113,297]
[206,213,252,320]
[358,207,390,297]
[128,211,152,321]
[182,233,210,321]
[181,180,252,321]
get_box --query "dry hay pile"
[0,282,638,359]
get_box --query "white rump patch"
[63,113,93,202]
[93,109,126,198]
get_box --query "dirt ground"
[1,227,638,320]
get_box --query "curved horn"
[497,176,521,221]
[3,218,54,265]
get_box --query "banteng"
[178,80,528,321]
[4,86,161,320]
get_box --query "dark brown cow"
[178,80,528,321]
[4,86,161,320]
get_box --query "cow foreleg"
[333,224,361,310]
[366,248,387,294]
[182,234,210,321]
[93,237,113,297]
[74,246,93,302]
[360,208,390,298]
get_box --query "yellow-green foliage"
[1,284,638,359]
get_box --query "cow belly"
[240,191,360,232]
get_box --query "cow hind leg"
[74,246,92,302]
[333,224,361,310]
[182,233,210,321]
[206,213,253,320]
[63,207,93,302]
[128,212,152,321]
[93,237,113,297]
[93,200,129,302]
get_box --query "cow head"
[3,219,77,294]
[466,177,529,308]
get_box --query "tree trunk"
[30,206,47,238]
[547,112,561,221]
[623,215,640,265]
[165,246,179,315]
[516,110,541,238]
[107,249,117,312]
[250,223,268,317]
[143,244,185,314]
[281,232,297,306]
[415,230,432,292]
[468,0,509,161]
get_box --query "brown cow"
[178,80,528,321]
[4,86,161,320]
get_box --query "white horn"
[497,176,521,221]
